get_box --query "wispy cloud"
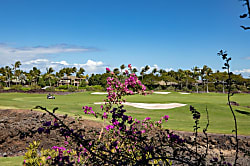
[0,43,93,66]
[245,57,250,60]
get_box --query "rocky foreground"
[0,109,249,165]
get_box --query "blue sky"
[0,0,249,77]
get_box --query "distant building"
[59,76,84,86]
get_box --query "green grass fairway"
[0,156,23,166]
[0,92,249,135]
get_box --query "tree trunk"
[206,81,209,93]
[49,78,51,87]
[223,81,225,94]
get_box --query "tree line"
[0,61,249,92]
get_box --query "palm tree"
[144,65,150,73]
[183,70,192,89]
[5,66,12,87]
[76,67,85,88]
[33,67,41,86]
[177,69,184,90]
[0,67,6,87]
[140,68,145,81]
[191,66,201,93]
[152,68,158,75]
[159,69,166,76]
[120,64,126,75]
[201,65,213,93]
[45,67,55,87]
[29,67,41,86]
[113,68,120,75]
[132,68,138,74]
[12,61,22,85]
[140,65,150,82]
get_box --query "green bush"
[85,85,104,91]
[208,84,216,92]
[191,86,203,92]
[68,86,76,92]
[10,85,23,90]
[215,84,224,92]
[0,84,3,90]
[182,87,191,92]
[80,80,88,87]
[30,85,41,90]
[45,87,56,92]
[57,85,68,90]
[237,85,248,92]
[167,86,176,91]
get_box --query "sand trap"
[179,92,190,94]
[94,102,186,110]
[91,92,108,95]
[154,92,171,94]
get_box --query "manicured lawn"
[0,92,249,135]
[0,91,249,165]
[0,156,23,166]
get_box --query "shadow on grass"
[235,109,250,116]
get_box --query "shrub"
[237,85,248,92]
[30,85,41,90]
[68,86,76,92]
[85,85,104,91]
[0,84,3,90]
[57,85,68,90]
[166,86,176,91]
[208,84,216,92]
[45,87,55,92]
[10,85,22,90]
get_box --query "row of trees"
[0,61,86,88]
[0,61,249,92]
[90,64,249,93]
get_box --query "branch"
[240,25,250,30]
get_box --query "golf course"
[0,91,249,135]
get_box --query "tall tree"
[120,64,126,75]
[76,67,85,88]
[152,68,158,75]
[191,66,201,93]
[202,65,213,93]
[12,61,22,85]
[5,66,12,87]
[132,68,138,74]
[113,68,120,75]
[45,67,55,87]
[140,68,145,81]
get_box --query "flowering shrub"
[23,64,235,165]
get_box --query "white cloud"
[21,59,105,74]
[234,69,250,73]
[73,60,105,73]
[165,68,173,72]
[244,57,250,60]
[0,43,92,66]
[51,61,69,66]
[23,59,50,65]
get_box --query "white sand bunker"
[154,92,171,94]
[179,92,190,94]
[91,92,108,95]
[94,102,186,110]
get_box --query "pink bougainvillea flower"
[162,115,169,122]
[106,67,111,72]
[128,64,132,68]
